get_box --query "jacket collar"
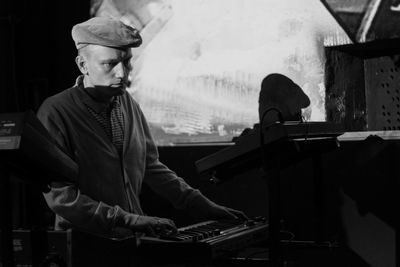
[74,75,120,113]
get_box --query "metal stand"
[312,155,325,243]
[263,157,281,267]
[260,137,338,266]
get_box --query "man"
[37,16,246,238]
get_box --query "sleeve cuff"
[114,206,140,228]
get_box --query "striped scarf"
[85,97,124,154]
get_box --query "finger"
[223,209,239,220]
[238,213,249,220]
[152,218,177,236]
[159,219,177,233]
[225,208,248,220]
[159,227,176,236]
[153,218,163,232]
[166,222,178,234]
[146,225,157,237]
[232,210,250,220]
[166,219,177,231]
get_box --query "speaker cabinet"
[325,44,400,131]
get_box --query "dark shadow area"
[323,136,400,267]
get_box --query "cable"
[260,107,284,128]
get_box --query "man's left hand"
[208,205,249,221]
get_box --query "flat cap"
[71,17,142,49]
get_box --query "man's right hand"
[133,215,177,237]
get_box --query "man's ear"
[75,55,88,75]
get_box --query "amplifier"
[0,229,137,267]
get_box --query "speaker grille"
[365,57,400,131]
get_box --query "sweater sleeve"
[37,97,138,237]
[138,108,220,220]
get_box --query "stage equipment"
[196,121,342,181]
[322,0,400,132]
[0,110,78,267]
[195,121,343,266]
[0,229,137,267]
[0,111,78,182]
[138,217,269,264]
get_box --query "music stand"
[0,110,78,267]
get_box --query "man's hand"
[133,215,178,236]
[208,205,249,221]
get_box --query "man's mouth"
[112,80,130,88]
[111,83,125,88]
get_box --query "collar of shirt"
[74,75,121,114]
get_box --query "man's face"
[78,45,133,99]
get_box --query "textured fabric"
[72,16,142,49]
[37,76,216,237]
[84,96,124,154]
[110,99,125,154]
[84,102,112,139]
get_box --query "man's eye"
[103,63,114,68]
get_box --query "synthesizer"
[138,218,269,264]
[195,121,343,179]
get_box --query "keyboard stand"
[194,122,343,266]
[260,135,340,266]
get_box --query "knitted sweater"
[37,78,216,237]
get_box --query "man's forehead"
[86,44,132,59]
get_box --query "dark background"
[0,0,89,113]
[0,0,88,228]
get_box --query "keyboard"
[195,122,342,179]
[138,218,269,263]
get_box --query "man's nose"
[114,62,127,79]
